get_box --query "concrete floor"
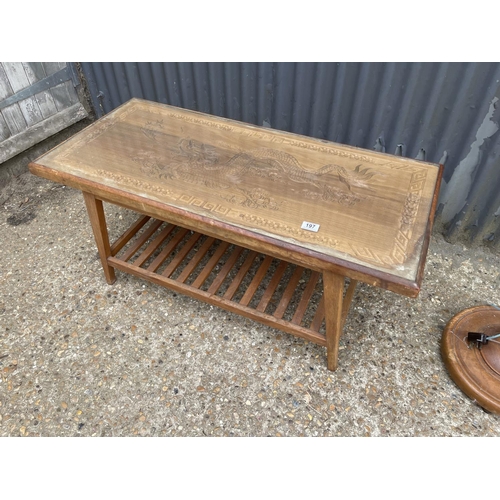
[1,153,500,437]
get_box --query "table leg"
[323,271,345,371]
[341,279,358,328]
[82,192,116,285]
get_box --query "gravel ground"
[1,165,500,438]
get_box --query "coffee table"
[29,98,442,371]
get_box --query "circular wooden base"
[441,305,500,414]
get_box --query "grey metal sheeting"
[80,62,500,249]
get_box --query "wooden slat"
[133,223,176,267]
[273,266,304,319]
[310,296,325,332]
[207,246,244,295]
[42,63,78,110]
[0,63,14,100]
[2,62,44,126]
[121,219,163,262]
[110,215,150,255]
[292,271,320,325]
[1,103,87,164]
[108,256,328,347]
[239,255,273,307]
[0,104,26,135]
[191,241,230,288]
[147,227,189,272]
[0,113,10,141]
[0,63,27,134]
[22,63,58,119]
[256,260,288,313]
[223,251,258,300]
[162,232,202,277]
[41,63,65,112]
[177,237,215,283]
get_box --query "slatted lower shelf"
[108,215,328,346]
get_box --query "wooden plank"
[0,63,27,135]
[1,102,87,164]
[161,232,202,277]
[42,63,78,111]
[146,227,189,272]
[256,260,288,313]
[191,241,230,288]
[51,82,77,111]
[42,62,66,73]
[41,62,68,113]
[177,236,216,283]
[25,62,46,82]
[0,63,13,99]
[62,80,80,106]
[292,271,320,325]
[2,62,44,126]
[120,219,164,261]
[223,251,258,300]
[273,266,304,319]
[22,62,58,119]
[110,215,150,255]
[0,104,26,135]
[0,113,10,141]
[207,246,244,295]
[239,255,273,307]
[133,223,176,267]
[108,256,328,347]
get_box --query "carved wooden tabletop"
[30,98,442,296]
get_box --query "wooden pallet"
[107,215,356,347]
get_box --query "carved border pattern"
[94,170,174,198]
[175,194,240,218]
[163,112,233,131]
[349,165,429,268]
[384,162,428,173]
[392,169,428,264]
[285,140,377,163]
[238,213,340,249]
[348,244,397,267]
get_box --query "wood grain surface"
[29,98,442,292]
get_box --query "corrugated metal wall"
[80,62,500,250]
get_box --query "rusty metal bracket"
[0,63,80,111]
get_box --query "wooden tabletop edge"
[414,163,444,291]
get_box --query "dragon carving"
[132,138,376,208]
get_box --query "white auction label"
[301,221,320,232]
